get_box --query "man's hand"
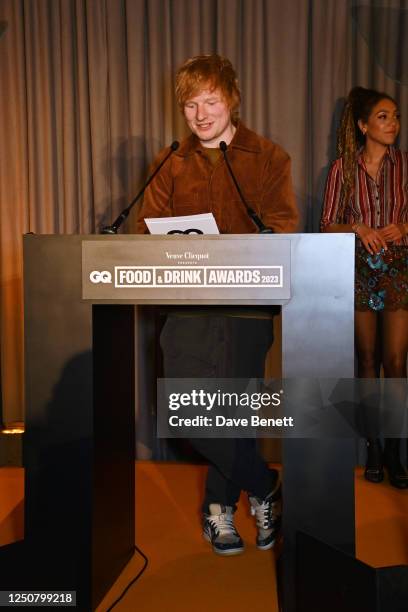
[354,223,388,255]
[378,223,407,243]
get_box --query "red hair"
[175,54,241,121]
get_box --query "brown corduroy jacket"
[136,122,299,234]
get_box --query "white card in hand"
[144,213,219,235]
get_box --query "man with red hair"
[137,55,298,555]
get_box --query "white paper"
[144,213,219,235]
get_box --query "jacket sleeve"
[135,149,174,234]
[260,146,299,233]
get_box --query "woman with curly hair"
[321,86,408,488]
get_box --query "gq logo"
[90,270,112,284]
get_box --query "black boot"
[384,438,408,489]
[364,438,384,483]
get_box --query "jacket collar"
[175,122,262,158]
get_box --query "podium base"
[0,537,134,610]
[295,531,408,612]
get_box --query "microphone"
[101,141,180,234]
[219,141,274,234]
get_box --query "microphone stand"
[219,141,274,234]
[101,141,179,234]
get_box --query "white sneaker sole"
[256,539,276,551]
[203,531,244,555]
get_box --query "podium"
[1,233,358,610]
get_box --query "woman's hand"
[354,223,388,255]
[378,223,407,243]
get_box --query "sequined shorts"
[355,245,408,311]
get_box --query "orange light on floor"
[0,422,24,435]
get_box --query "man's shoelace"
[208,513,237,537]
[250,499,280,529]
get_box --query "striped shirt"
[321,146,408,245]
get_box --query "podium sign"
[82,235,291,303]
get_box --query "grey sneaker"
[203,504,244,556]
[249,483,282,550]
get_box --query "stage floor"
[0,462,407,611]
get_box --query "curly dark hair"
[336,86,396,219]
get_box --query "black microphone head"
[170,141,180,151]
[219,141,227,152]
